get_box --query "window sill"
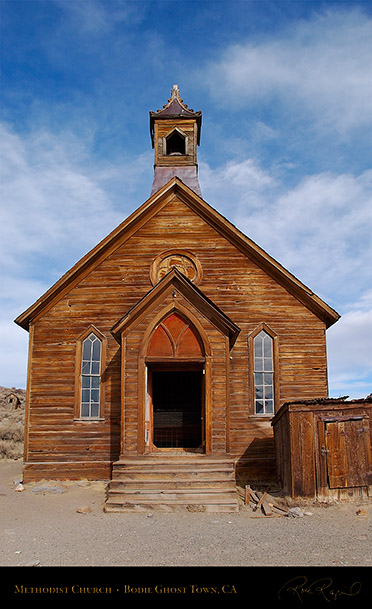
[73,417,105,422]
[248,414,274,420]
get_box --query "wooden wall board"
[22,189,333,482]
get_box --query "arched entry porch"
[107,269,241,511]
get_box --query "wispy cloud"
[327,293,372,398]
[55,0,145,34]
[201,160,372,309]
[200,156,372,399]
[0,121,152,386]
[0,123,152,278]
[202,8,372,134]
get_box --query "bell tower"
[150,85,202,196]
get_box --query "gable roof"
[15,177,340,331]
[111,267,241,347]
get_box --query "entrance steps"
[105,454,239,513]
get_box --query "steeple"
[149,85,202,196]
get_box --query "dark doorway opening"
[152,370,203,449]
[166,130,186,155]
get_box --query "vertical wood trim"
[205,355,212,453]
[225,335,231,454]
[120,334,126,455]
[154,122,159,165]
[324,328,330,396]
[23,323,34,462]
[137,356,145,455]
[74,340,83,419]
[145,366,153,453]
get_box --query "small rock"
[77,506,92,514]
[15,483,24,492]
[356,509,367,516]
[147,513,153,518]
[288,507,304,518]
[303,511,313,516]
[24,560,41,567]
[32,485,66,494]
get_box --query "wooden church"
[15,86,342,512]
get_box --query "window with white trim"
[254,330,274,415]
[80,333,102,418]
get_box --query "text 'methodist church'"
[19,85,369,512]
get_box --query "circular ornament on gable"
[150,250,202,286]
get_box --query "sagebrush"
[0,404,24,459]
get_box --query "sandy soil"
[1,459,371,570]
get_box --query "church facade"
[16,87,341,510]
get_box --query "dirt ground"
[1,458,371,570]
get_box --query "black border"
[4,565,371,606]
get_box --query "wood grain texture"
[272,399,372,499]
[21,188,335,483]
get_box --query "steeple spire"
[149,86,202,196]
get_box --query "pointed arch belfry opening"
[143,310,209,453]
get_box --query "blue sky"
[1,0,371,398]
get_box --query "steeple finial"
[171,84,180,99]
[149,87,202,196]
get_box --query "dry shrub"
[0,403,24,459]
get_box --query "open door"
[145,312,206,452]
[150,366,203,449]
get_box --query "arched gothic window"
[80,332,102,418]
[253,330,274,415]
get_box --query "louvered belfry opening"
[146,313,205,450]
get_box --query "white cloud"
[200,156,372,399]
[0,321,29,389]
[327,295,372,399]
[0,122,152,388]
[201,160,372,308]
[202,9,372,133]
[0,123,153,277]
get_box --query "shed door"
[325,418,371,489]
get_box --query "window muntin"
[80,333,102,418]
[254,330,274,415]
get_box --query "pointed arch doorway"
[144,312,207,453]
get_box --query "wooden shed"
[272,397,372,501]
[15,86,341,512]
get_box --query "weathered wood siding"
[272,399,372,500]
[23,195,329,481]
[155,120,198,167]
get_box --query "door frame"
[138,303,212,455]
[145,361,205,453]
